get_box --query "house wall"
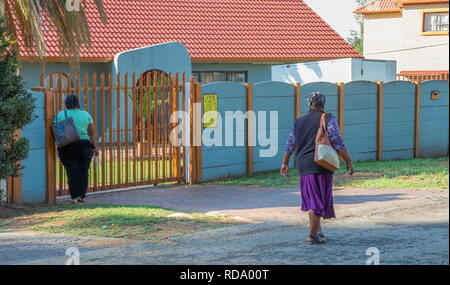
[363,4,449,72]
[20,62,110,89]
[193,63,273,83]
[400,4,449,71]
[271,58,397,84]
[364,12,403,62]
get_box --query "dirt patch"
[0,204,244,242]
[154,219,238,240]
[334,171,381,182]
[109,219,238,242]
[0,207,63,229]
[0,205,39,219]
[398,176,425,182]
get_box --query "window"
[192,71,247,83]
[422,9,449,35]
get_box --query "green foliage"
[347,0,369,55]
[131,74,169,121]
[347,29,364,55]
[0,15,36,183]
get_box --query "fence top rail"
[31,85,185,92]
[32,72,188,92]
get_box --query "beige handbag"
[314,113,340,171]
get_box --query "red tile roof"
[354,0,401,14]
[20,0,362,62]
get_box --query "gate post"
[195,83,203,183]
[44,90,56,204]
[246,83,254,174]
[293,83,301,169]
[414,82,421,158]
[337,82,345,137]
[189,78,196,185]
[6,130,23,204]
[376,81,384,161]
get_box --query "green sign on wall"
[203,93,218,128]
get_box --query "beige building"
[355,0,449,81]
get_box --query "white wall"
[271,58,396,84]
[363,4,449,72]
[364,12,403,62]
[272,59,353,84]
[400,4,449,71]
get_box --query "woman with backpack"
[54,94,98,203]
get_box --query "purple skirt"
[300,174,335,219]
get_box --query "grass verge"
[0,203,243,242]
[208,157,449,190]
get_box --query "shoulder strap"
[54,111,63,124]
[320,113,327,132]
[64,109,69,120]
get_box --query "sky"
[302,0,360,40]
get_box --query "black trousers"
[58,140,94,199]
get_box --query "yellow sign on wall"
[203,93,218,128]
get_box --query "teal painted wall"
[382,81,416,160]
[16,51,449,201]
[200,79,448,181]
[252,81,295,172]
[193,63,272,83]
[111,42,193,141]
[20,62,109,89]
[344,81,378,162]
[20,91,46,203]
[419,80,449,158]
[201,82,247,180]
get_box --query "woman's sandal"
[307,234,326,245]
[77,198,86,203]
[318,225,327,242]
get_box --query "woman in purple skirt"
[280,92,354,245]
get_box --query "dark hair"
[65,94,80,109]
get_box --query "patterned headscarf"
[307,91,326,107]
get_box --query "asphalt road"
[15,194,448,265]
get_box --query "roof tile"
[354,0,401,14]
[20,0,362,61]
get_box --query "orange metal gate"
[34,71,187,202]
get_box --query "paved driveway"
[83,184,448,223]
